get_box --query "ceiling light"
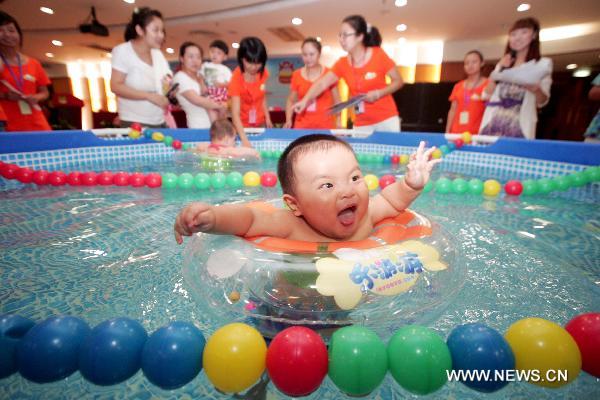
[45,52,54,58]
[573,68,591,78]
[539,23,593,42]
[232,42,240,49]
[291,17,303,26]
[316,36,321,42]
[166,48,174,54]
[566,63,577,70]
[396,24,407,32]
[52,40,63,46]
[123,0,136,4]
[398,37,407,44]
[517,3,531,12]
[40,7,54,15]
[106,52,112,58]
[395,0,408,7]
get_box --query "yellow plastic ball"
[243,171,261,187]
[505,318,581,388]
[129,129,141,139]
[431,149,443,159]
[203,323,267,393]
[483,179,501,197]
[151,132,164,142]
[399,154,410,165]
[364,174,379,191]
[462,131,472,144]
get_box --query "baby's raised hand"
[174,202,216,244]
[405,141,442,190]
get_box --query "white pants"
[356,116,401,133]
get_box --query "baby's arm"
[221,146,261,159]
[370,141,441,223]
[174,202,292,244]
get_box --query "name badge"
[249,108,257,124]
[355,101,365,115]
[306,99,317,112]
[459,111,469,125]
[18,100,33,115]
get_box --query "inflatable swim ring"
[173,151,260,172]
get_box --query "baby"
[175,134,440,244]
[193,118,260,159]
[199,40,232,123]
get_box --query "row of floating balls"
[1,313,598,396]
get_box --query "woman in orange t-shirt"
[284,38,339,129]
[446,50,489,134]
[0,12,51,132]
[294,15,403,132]
[228,37,271,147]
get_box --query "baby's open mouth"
[337,205,357,226]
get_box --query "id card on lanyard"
[352,62,367,115]
[0,53,32,115]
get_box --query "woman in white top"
[480,17,552,140]
[173,42,226,129]
[110,7,172,128]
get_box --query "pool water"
[1,154,599,399]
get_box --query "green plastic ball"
[161,173,178,189]
[521,179,539,196]
[226,172,243,188]
[177,172,194,189]
[194,173,210,190]
[467,178,484,195]
[434,177,452,194]
[537,178,556,194]
[163,136,173,146]
[210,173,227,189]
[451,178,468,194]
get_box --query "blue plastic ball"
[17,316,90,383]
[439,145,450,155]
[141,321,205,390]
[0,314,35,379]
[144,129,152,139]
[79,318,148,386]
[382,155,392,164]
[446,323,515,392]
[447,142,456,151]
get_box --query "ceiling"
[2,0,600,71]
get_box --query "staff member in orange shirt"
[284,37,340,129]
[446,50,489,134]
[294,15,403,132]
[228,37,271,147]
[0,11,51,132]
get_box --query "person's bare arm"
[22,86,49,105]
[364,66,403,103]
[221,146,261,159]
[231,96,251,147]
[446,101,457,133]
[110,68,168,108]
[284,90,298,128]
[293,71,339,113]
[263,96,273,128]
[180,90,226,110]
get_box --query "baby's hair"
[209,119,236,142]
[209,40,229,55]
[277,134,355,195]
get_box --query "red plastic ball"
[131,122,142,131]
[97,171,115,186]
[390,154,400,164]
[80,172,98,186]
[260,172,278,187]
[113,172,130,186]
[48,171,67,186]
[129,172,145,187]
[454,139,464,148]
[16,168,34,183]
[172,140,182,150]
[67,172,82,186]
[379,174,397,189]
[266,327,328,397]
[145,173,162,188]
[565,313,600,378]
[32,170,49,185]
[504,180,523,196]
[0,163,20,179]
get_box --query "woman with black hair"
[294,15,403,132]
[228,37,271,147]
[110,7,172,128]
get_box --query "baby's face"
[290,145,369,240]
[209,47,227,64]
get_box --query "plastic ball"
[553,176,571,191]
[447,323,515,392]
[382,154,391,164]
[462,131,472,144]
[356,153,366,163]
[48,171,67,186]
[537,178,556,195]
[422,180,433,193]
[504,180,523,196]
[390,154,400,164]
[17,316,90,383]
[182,143,192,151]
[141,321,205,390]
[439,144,450,155]
[16,168,34,184]
[129,129,141,139]
[451,178,468,194]
[177,173,194,189]
[0,314,35,379]
[79,318,147,386]
[505,317,581,388]
[145,173,162,188]
[583,166,600,182]
[80,172,98,186]
[203,323,267,393]
[431,149,443,159]
[388,325,452,395]
[67,172,82,186]
[521,179,539,196]
[328,326,387,397]
[379,174,396,189]
[226,172,243,188]
[0,163,20,179]
[266,327,328,397]
[364,174,379,191]
[161,173,178,189]
[467,178,484,195]
[261,172,278,187]
[454,138,464,148]
[151,132,164,142]
[96,171,114,186]
[131,122,142,131]
[570,171,588,187]
[144,129,153,139]
[483,179,501,197]
[172,139,182,150]
[565,313,600,378]
[365,153,377,164]
[163,136,173,147]
[243,171,261,187]
[447,142,456,151]
[194,173,211,190]
[32,170,49,185]
[210,172,227,189]
[434,177,452,194]
[129,172,145,187]
[113,172,129,186]
[399,154,410,165]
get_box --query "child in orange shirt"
[193,118,260,159]
[284,38,339,129]
[446,50,489,134]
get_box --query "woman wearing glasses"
[293,15,403,132]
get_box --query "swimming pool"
[1,129,599,399]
